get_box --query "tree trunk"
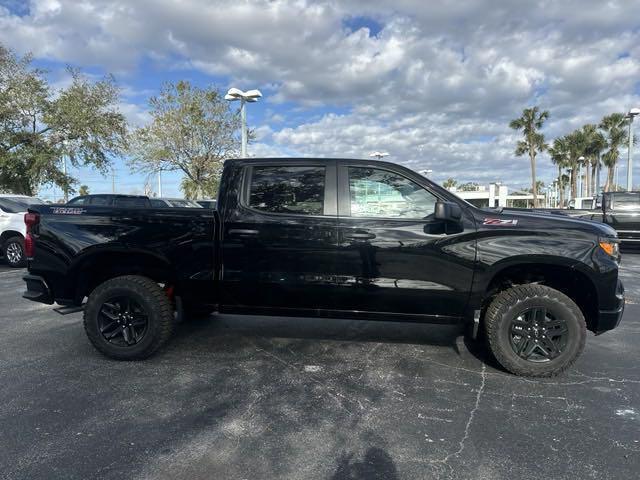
[591,160,598,194]
[530,149,537,207]
[558,166,564,208]
[585,159,591,197]
[571,165,578,200]
[606,166,615,192]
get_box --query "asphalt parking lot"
[1,253,639,480]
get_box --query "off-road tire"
[3,236,26,268]
[485,284,586,377]
[83,275,174,360]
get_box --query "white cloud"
[1,0,639,186]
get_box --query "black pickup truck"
[22,158,625,377]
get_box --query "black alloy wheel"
[508,307,569,362]
[484,284,586,377]
[83,275,175,360]
[98,296,149,346]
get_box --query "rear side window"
[114,197,148,208]
[150,199,167,208]
[248,166,325,215]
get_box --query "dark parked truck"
[572,192,640,243]
[22,158,625,377]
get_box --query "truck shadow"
[174,313,500,369]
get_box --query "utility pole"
[111,170,115,193]
[627,108,640,191]
[62,155,68,202]
[158,170,163,197]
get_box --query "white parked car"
[0,195,44,267]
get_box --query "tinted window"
[197,200,217,209]
[248,166,325,215]
[150,199,167,208]
[348,167,437,219]
[89,196,111,206]
[67,197,86,205]
[114,197,148,208]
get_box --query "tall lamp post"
[578,156,585,198]
[225,88,262,158]
[626,108,640,191]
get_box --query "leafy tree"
[509,107,549,207]
[581,124,606,196]
[0,44,127,195]
[78,184,90,196]
[442,177,457,189]
[599,113,629,192]
[129,81,241,199]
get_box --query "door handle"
[344,231,376,240]
[228,228,259,236]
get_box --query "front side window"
[348,167,437,219]
[248,166,325,215]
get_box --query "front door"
[220,160,339,313]
[333,162,476,320]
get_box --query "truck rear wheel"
[83,275,174,360]
[485,284,586,377]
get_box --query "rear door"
[333,161,476,319]
[220,160,339,312]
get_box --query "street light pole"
[369,151,389,160]
[627,108,640,191]
[225,88,262,158]
[240,100,247,158]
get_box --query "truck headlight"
[599,238,620,257]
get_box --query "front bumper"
[595,279,625,334]
[22,274,54,305]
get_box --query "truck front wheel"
[83,275,175,360]
[485,284,586,377]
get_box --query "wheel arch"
[481,261,599,332]
[0,230,24,245]
[69,249,176,304]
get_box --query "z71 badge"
[483,218,518,226]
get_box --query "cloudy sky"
[1,0,639,199]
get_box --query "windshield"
[0,197,44,213]
[612,193,640,210]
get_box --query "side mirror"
[435,200,462,221]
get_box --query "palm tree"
[510,107,549,207]
[549,136,570,207]
[563,129,589,200]
[442,177,457,189]
[581,124,606,195]
[599,113,629,192]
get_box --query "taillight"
[24,212,39,258]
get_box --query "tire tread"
[83,275,174,360]
[485,284,586,377]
